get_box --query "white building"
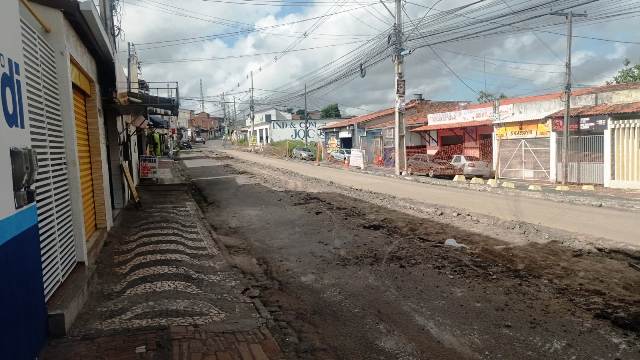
[244,108,340,145]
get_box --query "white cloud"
[118,0,640,116]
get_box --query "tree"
[609,59,640,84]
[285,107,294,114]
[477,90,507,103]
[295,109,305,116]
[320,103,341,118]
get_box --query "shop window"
[441,135,463,146]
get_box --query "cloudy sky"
[116,0,640,117]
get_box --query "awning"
[148,115,169,129]
[130,115,148,129]
[412,120,493,132]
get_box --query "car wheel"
[407,167,413,176]
[428,170,435,178]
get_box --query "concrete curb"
[217,148,640,213]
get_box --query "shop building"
[245,108,340,145]
[1,1,48,358]
[547,102,640,188]
[411,103,496,162]
[323,97,461,166]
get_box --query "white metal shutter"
[21,19,77,300]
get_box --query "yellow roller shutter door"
[73,88,97,240]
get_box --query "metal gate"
[21,19,77,300]
[498,138,550,180]
[556,134,604,184]
[74,88,97,240]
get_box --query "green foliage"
[610,58,640,84]
[477,90,507,103]
[295,109,306,116]
[271,140,318,157]
[236,138,248,146]
[285,107,294,114]
[320,104,341,118]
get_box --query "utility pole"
[221,92,227,138]
[233,96,237,136]
[393,0,406,176]
[199,79,205,113]
[304,83,309,147]
[552,10,586,184]
[127,42,132,93]
[250,71,255,148]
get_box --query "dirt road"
[180,148,639,359]
[220,148,639,250]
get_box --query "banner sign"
[349,149,365,169]
[496,122,550,139]
[429,104,513,126]
[552,116,607,132]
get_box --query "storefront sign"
[349,149,365,169]
[339,130,351,138]
[271,120,332,142]
[496,122,550,139]
[429,104,514,126]
[552,116,607,132]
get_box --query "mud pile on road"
[230,162,640,336]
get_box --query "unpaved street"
[180,147,640,360]
[219,148,640,249]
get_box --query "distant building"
[177,109,193,129]
[189,112,223,138]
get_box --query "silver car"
[330,149,351,161]
[292,147,315,160]
[450,155,492,178]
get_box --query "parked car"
[330,149,351,161]
[407,153,459,177]
[450,155,492,178]
[292,147,315,160]
[194,136,206,144]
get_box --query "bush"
[271,140,318,158]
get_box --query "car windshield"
[343,149,351,154]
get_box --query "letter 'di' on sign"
[1,57,25,129]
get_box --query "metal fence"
[556,134,604,184]
[498,138,550,180]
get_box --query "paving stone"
[43,188,282,359]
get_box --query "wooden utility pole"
[552,10,586,184]
[393,0,406,176]
[199,79,205,113]
[304,83,309,147]
[250,71,255,148]
[233,96,237,136]
[127,42,132,93]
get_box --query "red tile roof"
[321,107,396,129]
[373,102,463,129]
[548,101,640,118]
[412,120,493,132]
[501,82,640,105]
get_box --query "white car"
[194,136,206,144]
[450,155,492,178]
[330,149,351,161]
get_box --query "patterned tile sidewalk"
[43,187,282,360]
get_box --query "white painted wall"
[0,0,31,219]
[269,119,336,143]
